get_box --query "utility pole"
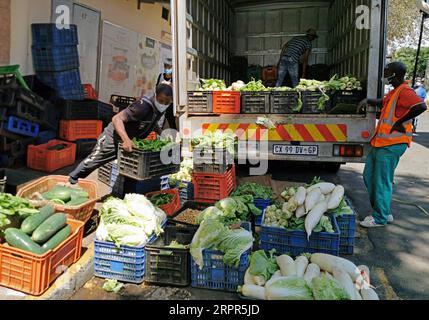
[414,0,429,87]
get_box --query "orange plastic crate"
[83,84,98,100]
[17,175,99,222]
[212,91,241,114]
[27,139,76,173]
[146,189,181,217]
[192,164,237,204]
[0,219,84,296]
[146,131,157,141]
[59,120,102,141]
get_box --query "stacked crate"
[0,65,60,169]
[31,24,84,100]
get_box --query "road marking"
[374,268,401,300]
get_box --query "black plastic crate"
[110,95,136,113]
[118,143,181,181]
[97,102,114,127]
[241,92,270,114]
[31,45,80,72]
[23,75,58,102]
[270,91,300,114]
[0,74,20,89]
[10,137,36,157]
[301,91,331,114]
[187,91,213,113]
[0,87,45,109]
[61,100,98,120]
[328,90,365,112]
[7,100,44,123]
[145,221,198,287]
[98,162,113,186]
[40,101,60,131]
[193,147,234,174]
[76,139,97,158]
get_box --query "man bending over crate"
[68,84,173,184]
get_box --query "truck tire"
[324,163,342,173]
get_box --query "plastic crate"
[187,91,213,113]
[301,91,330,114]
[5,116,40,137]
[7,100,43,123]
[0,65,30,91]
[0,169,6,193]
[212,91,241,114]
[270,91,300,114]
[241,92,271,114]
[260,212,340,257]
[247,65,262,82]
[32,45,79,72]
[97,102,114,126]
[193,147,234,174]
[41,101,60,131]
[16,175,99,222]
[253,198,271,227]
[83,84,98,100]
[118,143,181,181]
[337,198,357,255]
[161,175,170,190]
[170,180,194,205]
[0,86,45,109]
[145,221,198,286]
[328,90,365,112]
[27,139,75,172]
[98,162,113,186]
[110,94,136,113]
[0,219,84,296]
[146,189,181,217]
[37,69,84,100]
[61,100,98,120]
[192,164,237,204]
[23,75,58,102]
[93,220,166,284]
[36,130,57,145]
[76,139,97,158]
[59,120,102,141]
[190,222,251,292]
[262,66,278,81]
[171,201,211,226]
[31,23,78,46]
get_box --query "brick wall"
[0,0,10,65]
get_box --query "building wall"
[8,0,171,75]
[0,0,11,65]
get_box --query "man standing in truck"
[68,84,174,184]
[358,62,427,228]
[156,57,177,131]
[275,28,318,88]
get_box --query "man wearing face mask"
[68,84,173,184]
[357,62,427,228]
[156,58,177,131]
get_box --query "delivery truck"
[170,0,388,172]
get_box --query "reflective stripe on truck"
[202,123,348,142]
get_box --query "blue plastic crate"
[5,116,40,137]
[260,212,340,257]
[173,180,194,205]
[93,220,167,284]
[36,130,57,144]
[337,197,357,255]
[37,69,84,100]
[32,45,79,72]
[254,198,271,227]
[32,23,78,46]
[190,222,251,292]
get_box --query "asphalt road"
[70,113,429,301]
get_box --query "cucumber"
[32,213,67,243]
[21,205,55,235]
[41,225,71,251]
[5,228,46,255]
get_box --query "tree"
[392,47,429,78]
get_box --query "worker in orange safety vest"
[357,62,427,228]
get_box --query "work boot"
[363,215,393,223]
[360,216,385,228]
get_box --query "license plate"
[273,145,319,156]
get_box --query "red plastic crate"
[27,139,76,173]
[59,120,102,141]
[146,189,181,217]
[212,91,241,114]
[83,84,98,100]
[146,131,157,141]
[192,164,237,204]
[262,66,278,81]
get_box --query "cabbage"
[105,224,149,247]
[216,198,238,216]
[195,206,232,225]
[216,227,254,267]
[124,194,158,220]
[266,276,314,300]
[311,277,351,300]
[249,249,279,281]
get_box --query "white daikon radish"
[361,288,380,300]
[357,265,371,288]
[295,256,309,277]
[295,205,306,218]
[295,186,306,206]
[244,268,256,285]
[327,185,345,210]
[307,182,336,195]
[354,288,363,300]
[305,188,322,213]
[305,201,328,239]
[276,255,296,276]
[333,267,357,300]
[317,193,326,203]
[241,285,266,300]
[303,263,320,285]
[310,253,361,281]
[254,275,266,286]
[265,271,283,287]
[322,271,334,280]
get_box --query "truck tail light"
[333,145,364,157]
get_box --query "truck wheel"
[324,163,342,173]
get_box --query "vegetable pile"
[169,158,193,185]
[38,185,90,207]
[191,131,236,155]
[149,193,174,207]
[198,79,227,91]
[132,138,174,152]
[2,204,74,255]
[231,182,272,201]
[239,251,379,300]
[96,194,166,247]
[173,208,202,225]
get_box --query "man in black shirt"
[156,57,177,130]
[68,84,173,184]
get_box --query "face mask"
[382,73,396,85]
[155,99,169,113]
[164,69,173,75]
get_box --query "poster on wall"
[99,21,138,102]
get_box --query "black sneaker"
[69,176,78,185]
